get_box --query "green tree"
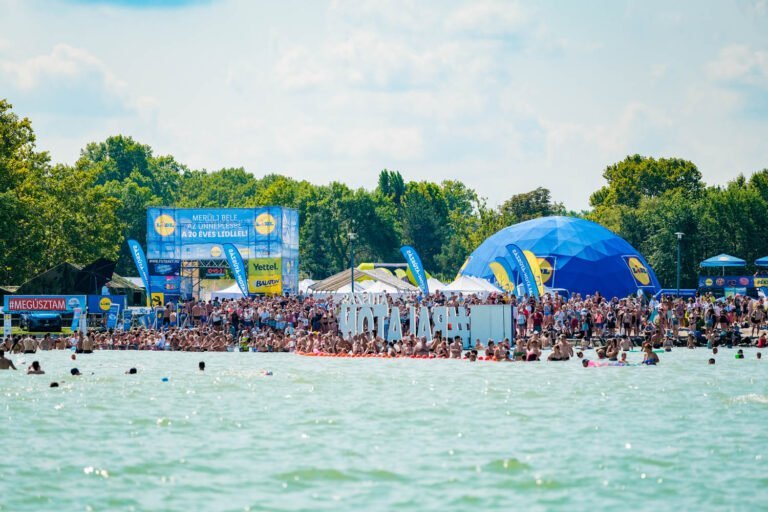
[590,154,703,208]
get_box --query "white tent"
[427,277,446,291]
[299,279,316,293]
[336,280,373,293]
[472,276,502,292]
[444,275,501,293]
[212,282,246,299]
[365,281,399,293]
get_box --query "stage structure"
[146,207,299,302]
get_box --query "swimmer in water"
[735,349,744,359]
[70,368,81,376]
[619,352,628,365]
[708,358,716,365]
[50,382,59,387]
[199,361,205,371]
[0,350,17,370]
[642,344,659,365]
[125,367,137,374]
[712,347,718,355]
[581,359,590,368]
[27,361,45,375]
[757,352,762,359]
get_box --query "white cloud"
[706,44,768,86]
[0,43,157,116]
[446,0,528,36]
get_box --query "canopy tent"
[310,268,418,293]
[336,280,373,294]
[460,216,660,298]
[700,254,746,267]
[755,257,768,267]
[700,254,746,276]
[364,281,399,293]
[299,279,316,293]
[211,282,245,300]
[427,277,446,291]
[444,275,501,293]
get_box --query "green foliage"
[2,99,767,289]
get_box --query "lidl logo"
[154,214,176,236]
[538,257,554,284]
[626,257,651,285]
[99,297,112,311]
[255,213,276,235]
[210,246,222,258]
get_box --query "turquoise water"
[1,349,767,511]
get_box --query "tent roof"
[444,275,500,292]
[700,254,746,267]
[427,277,446,291]
[310,268,418,292]
[756,257,768,267]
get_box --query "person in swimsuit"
[642,344,659,365]
[0,350,17,370]
[27,361,45,375]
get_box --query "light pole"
[675,232,684,297]
[348,232,357,294]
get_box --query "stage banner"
[223,243,249,296]
[151,292,165,308]
[400,245,429,295]
[87,295,126,314]
[248,258,282,295]
[699,276,754,288]
[146,207,284,260]
[4,295,86,312]
[506,244,540,298]
[128,239,151,304]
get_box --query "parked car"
[20,312,62,332]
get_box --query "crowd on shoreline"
[4,290,768,358]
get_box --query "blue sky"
[0,0,766,209]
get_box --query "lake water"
[1,349,767,511]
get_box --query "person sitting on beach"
[0,350,17,370]
[27,361,45,375]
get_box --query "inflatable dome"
[460,216,660,298]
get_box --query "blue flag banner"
[223,243,249,296]
[128,239,151,304]
[506,243,540,298]
[400,245,429,295]
[106,304,120,329]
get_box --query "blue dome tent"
[460,216,660,298]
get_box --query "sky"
[0,0,766,210]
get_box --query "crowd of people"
[3,290,768,361]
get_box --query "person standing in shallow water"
[27,361,45,374]
[0,350,17,370]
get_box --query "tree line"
[1,99,767,288]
